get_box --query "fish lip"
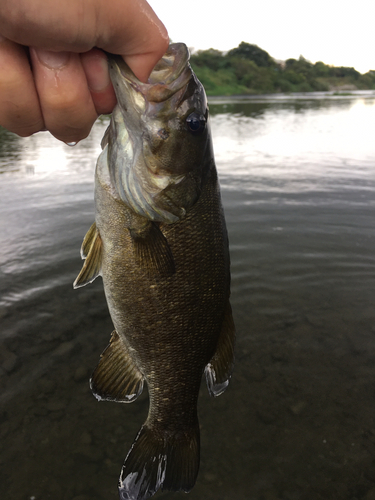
[108,43,193,104]
[148,43,191,85]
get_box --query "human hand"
[0,0,169,143]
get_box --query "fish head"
[105,43,213,223]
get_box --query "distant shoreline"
[206,89,375,99]
[191,43,375,96]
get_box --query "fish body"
[74,43,235,500]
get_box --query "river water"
[1,91,375,500]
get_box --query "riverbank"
[190,42,375,96]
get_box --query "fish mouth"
[108,43,193,105]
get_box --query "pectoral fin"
[73,222,102,288]
[205,301,236,397]
[90,331,144,403]
[80,221,97,259]
[130,221,175,277]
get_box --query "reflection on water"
[1,91,375,500]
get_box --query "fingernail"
[35,49,70,69]
[83,55,111,92]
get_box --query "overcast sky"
[148,0,374,74]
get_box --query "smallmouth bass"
[74,43,235,500]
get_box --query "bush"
[276,79,294,92]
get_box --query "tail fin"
[118,423,200,500]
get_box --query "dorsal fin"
[90,331,144,403]
[205,301,235,397]
[73,222,103,288]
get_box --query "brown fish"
[74,43,235,500]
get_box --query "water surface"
[1,91,375,500]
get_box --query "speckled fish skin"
[74,43,235,500]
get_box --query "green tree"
[332,66,360,79]
[283,70,305,85]
[227,42,275,68]
[230,58,259,82]
[313,61,331,77]
[190,48,227,71]
[358,71,375,89]
[285,56,313,78]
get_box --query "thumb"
[95,0,169,82]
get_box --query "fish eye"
[186,112,206,135]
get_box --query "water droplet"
[66,141,77,147]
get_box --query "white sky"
[148,0,374,74]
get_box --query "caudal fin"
[118,423,200,500]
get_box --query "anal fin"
[205,301,236,397]
[130,221,175,277]
[73,222,102,289]
[90,331,144,403]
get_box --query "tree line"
[190,42,375,95]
